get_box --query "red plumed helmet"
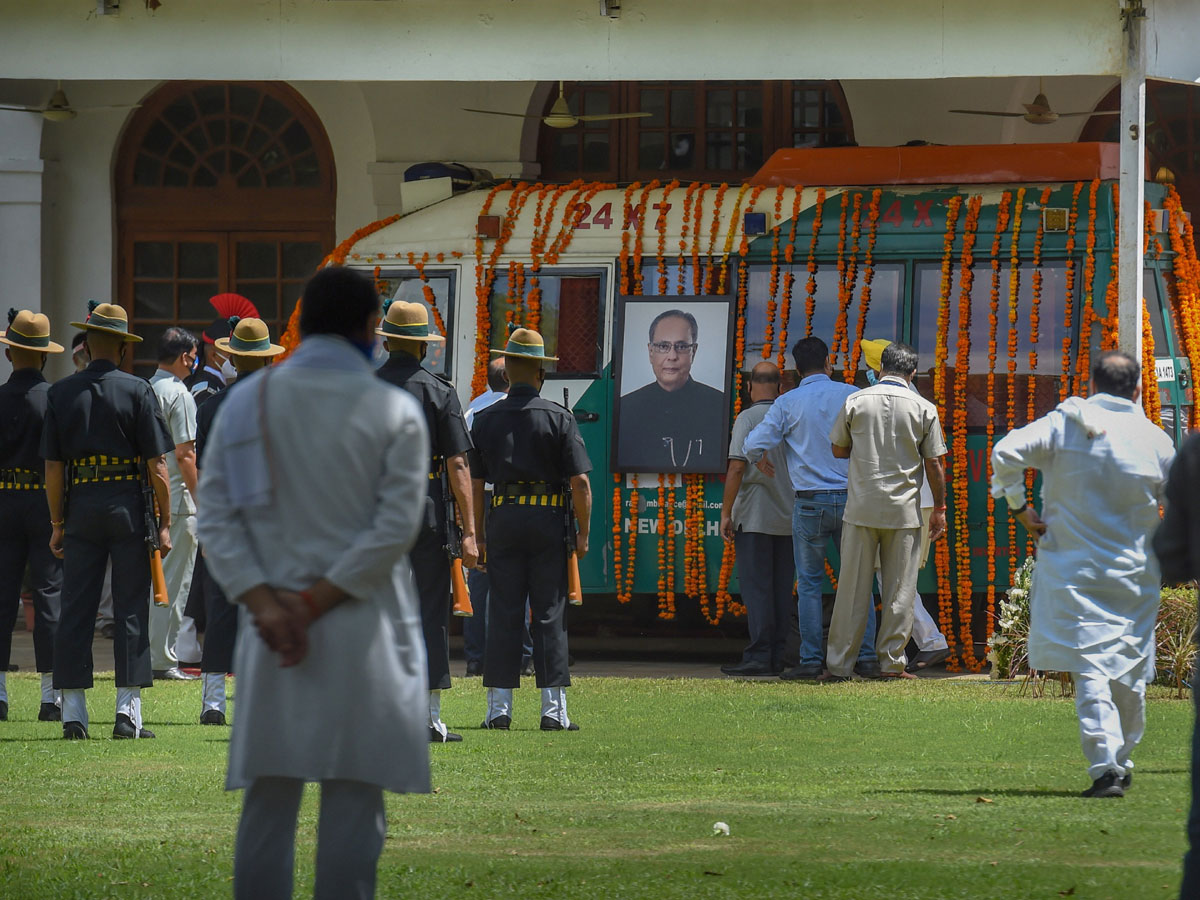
[203,294,259,344]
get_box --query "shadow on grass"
[876,787,1082,798]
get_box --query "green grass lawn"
[0,674,1191,899]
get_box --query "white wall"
[0,0,1124,81]
[0,110,45,382]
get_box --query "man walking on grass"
[823,341,947,682]
[992,350,1174,798]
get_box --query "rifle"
[441,464,473,617]
[563,475,583,607]
[140,462,169,608]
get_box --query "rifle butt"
[567,551,583,607]
[451,558,473,617]
[150,549,169,608]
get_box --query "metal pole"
[1117,1,1146,362]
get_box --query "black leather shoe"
[854,661,883,679]
[1081,770,1124,798]
[430,727,463,743]
[540,716,579,731]
[63,721,88,740]
[464,660,483,677]
[780,664,823,681]
[481,715,511,730]
[153,667,199,681]
[1121,772,1132,789]
[905,648,951,673]
[113,713,155,740]
[38,702,61,722]
[520,658,535,677]
[200,709,227,726]
[0,699,7,721]
[720,661,773,676]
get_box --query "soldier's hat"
[0,309,65,353]
[490,326,558,362]
[376,299,445,342]
[214,316,285,358]
[70,301,142,343]
[860,338,892,372]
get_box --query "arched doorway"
[1080,81,1200,219]
[535,80,854,183]
[116,81,336,376]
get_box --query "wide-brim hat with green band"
[213,316,285,358]
[490,326,558,361]
[375,299,445,342]
[0,309,65,353]
[69,301,142,343]
[860,338,892,372]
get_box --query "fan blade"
[461,107,542,119]
[1056,110,1119,118]
[576,112,653,122]
[948,109,1025,118]
[74,104,143,113]
[0,104,42,113]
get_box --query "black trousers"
[182,549,207,632]
[411,526,451,691]
[198,552,238,674]
[733,529,795,669]
[0,490,62,672]
[483,505,570,690]
[53,484,152,690]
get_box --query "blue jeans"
[791,492,877,669]
[463,568,532,665]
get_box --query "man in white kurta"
[991,350,1175,798]
[198,266,431,899]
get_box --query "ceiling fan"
[464,81,651,129]
[0,81,141,122]
[949,78,1118,126]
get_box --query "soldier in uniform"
[42,302,174,740]
[193,316,285,725]
[0,310,65,722]
[376,300,477,743]
[470,327,592,731]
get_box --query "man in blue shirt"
[742,337,878,680]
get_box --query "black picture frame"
[612,295,735,474]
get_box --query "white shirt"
[465,387,507,428]
[991,393,1176,683]
[150,368,197,516]
[197,335,432,794]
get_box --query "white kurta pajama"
[197,335,431,899]
[991,393,1175,780]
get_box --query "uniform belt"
[497,481,554,496]
[492,493,563,508]
[428,456,444,481]
[795,489,847,498]
[0,467,43,490]
[70,455,141,485]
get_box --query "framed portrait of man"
[612,297,734,474]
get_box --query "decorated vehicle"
[280,142,1200,669]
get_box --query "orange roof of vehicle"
[749,142,1121,187]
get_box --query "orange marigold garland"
[1005,187,1026,583]
[623,474,639,602]
[777,186,804,369]
[472,182,534,394]
[690,184,710,294]
[704,183,730,293]
[1059,183,1084,400]
[847,188,883,379]
[733,258,750,414]
[1099,184,1121,352]
[932,194,962,668]
[1165,186,1200,430]
[1142,301,1162,426]
[951,196,983,671]
[678,182,701,295]
[632,180,661,295]
[655,180,680,295]
[1073,178,1102,397]
[983,190,1012,659]
[619,182,642,296]
[831,192,858,367]
[762,185,786,357]
[804,188,826,337]
[665,475,677,607]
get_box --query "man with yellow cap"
[0,310,65,722]
[858,338,952,672]
[375,299,477,743]
[469,327,592,731]
[41,301,174,739]
[191,316,286,726]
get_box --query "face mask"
[220,357,238,383]
[866,370,878,385]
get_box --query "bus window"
[378,271,454,377]
[914,260,1071,429]
[489,272,604,377]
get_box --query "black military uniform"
[376,349,472,694]
[0,311,65,721]
[470,380,591,695]
[42,357,173,694]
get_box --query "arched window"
[537,80,853,184]
[1080,81,1200,219]
[116,82,336,376]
